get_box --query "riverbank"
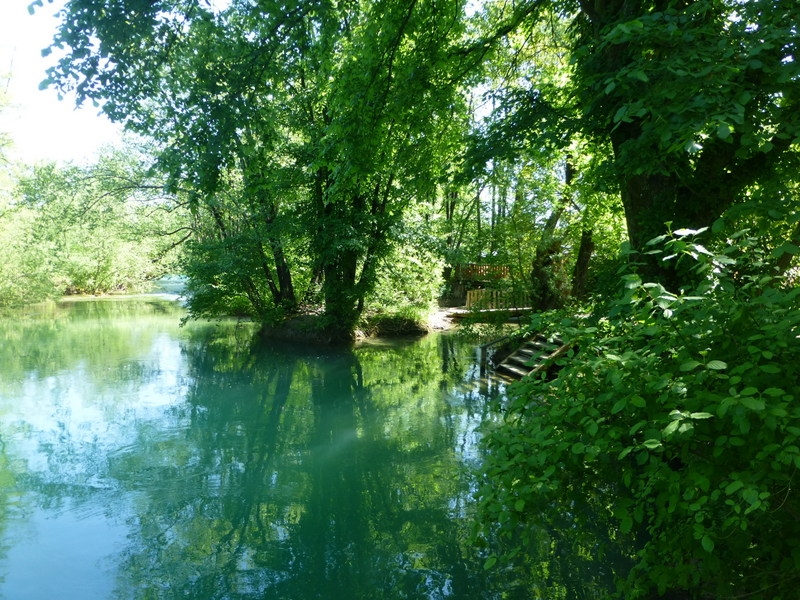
[258,308,461,344]
[426,308,459,331]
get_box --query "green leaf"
[630,395,646,408]
[611,398,627,414]
[620,514,633,533]
[706,360,727,370]
[484,556,497,570]
[740,397,765,411]
[725,480,744,495]
[685,140,703,153]
[680,360,701,372]
[690,412,714,419]
[701,535,714,553]
[643,439,662,449]
[763,388,785,397]
[613,105,628,123]
[771,243,800,258]
[742,488,759,506]
[514,499,525,512]
[645,234,670,246]
[673,227,704,237]
[629,420,647,435]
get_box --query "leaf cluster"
[478,229,800,599]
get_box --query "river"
[0,296,522,599]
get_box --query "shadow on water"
[106,329,512,599]
[0,298,611,599]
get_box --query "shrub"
[477,229,800,599]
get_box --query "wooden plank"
[496,335,569,380]
[527,342,573,377]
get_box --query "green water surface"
[0,297,514,599]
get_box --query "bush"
[477,229,800,599]
[366,241,444,314]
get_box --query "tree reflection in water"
[0,301,635,598]
[21,307,503,599]
[0,300,553,598]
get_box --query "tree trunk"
[529,158,572,309]
[570,227,594,299]
[776,221,800,276]
[322,248,361,340]
[269,240,297,310]
[585,2,797,288]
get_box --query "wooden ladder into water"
[495,334,571,380]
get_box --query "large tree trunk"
[582,1,797,288]
[313,181,372,340]
[322,249,361,341]
[529,159,573,309]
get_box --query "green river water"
[0,297,521,599]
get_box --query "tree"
[0,83,11,165]
[468,3,800,597]
[10,149,186,298]
[42,0,472,338]
[459,10,625,310]
[472,0,800,285]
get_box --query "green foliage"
[454,9,626,309]
[468,0,800,285]
[44,0,472,334]
[180,237,260,319]
[0,150,187,306]
[0,86,11,164]
[0,198,56,306]
[478,229,800,598]
[576,0,800,252]
[366,227,445,315]
[179,172,305,322]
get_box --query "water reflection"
[0,298,513,599]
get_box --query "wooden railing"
[455,263,510,281]
[466,289,526,309]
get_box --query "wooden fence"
[455,263,510,281]
[465,288,527,310]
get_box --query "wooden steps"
[495,334,570,380]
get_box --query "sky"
[0,0,121,164]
